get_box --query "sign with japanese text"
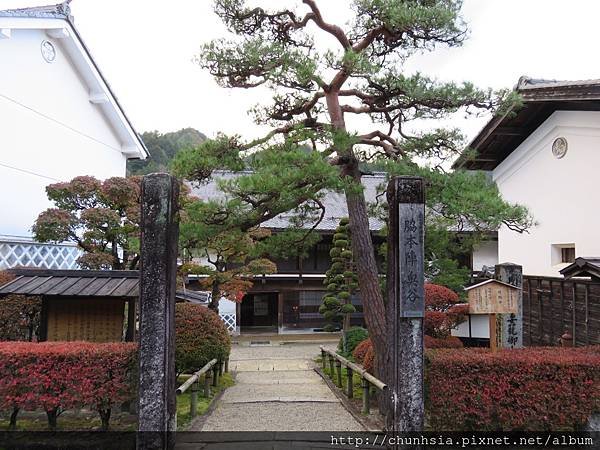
[467,280,519,315]
[397,179,425,318]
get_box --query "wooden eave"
[560,257,600,280]
[454,82,600,171]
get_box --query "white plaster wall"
[472,240,498,271]
[0,28,127,238]
[218,298,236,314]
[452,315,490,339]
[492,110,600,277]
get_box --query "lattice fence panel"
[0,242,81,270]
[219,313,237,335]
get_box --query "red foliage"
[363,344,375,374]
[425,283,468,339]
[175,303,231,374]
[424,335,463,349]
[0,342,137,430]
[352,336,463,375]
[352,338,371,365]
[426,346,600,430]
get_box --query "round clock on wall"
[552,137,568,159]
[41,40,56,63]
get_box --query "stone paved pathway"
[191,342,365,432]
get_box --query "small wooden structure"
[560,257,600,282]
[0,268,138,342]
[466,279,520,315]
[465,279,520,351]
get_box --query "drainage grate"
[250,341,271,346]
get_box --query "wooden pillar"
[386,176,425,435]
[277,292,283,331]
[495,263,523,349]
[361,377,370,414]
[39,297,49,342]
[137,174,179,447]
[346,367,354,398]
[125,298,136,342]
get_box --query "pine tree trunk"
[209,279,220,312]
[327,90,390,395]
[344,175,389,384]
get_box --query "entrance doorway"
[240,292,279,333]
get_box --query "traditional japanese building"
[455,77,600,277]
[188,171,387,334]
[0,2,147,270]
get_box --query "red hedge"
[424,335,463,349]
[426,346,600,430]
[0,342,137,429]
[175,303,231,374]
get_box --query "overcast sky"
[5,0,598,143]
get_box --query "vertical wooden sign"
[386,176,425,435]
[495,263,524,349]
[137,174,179,449]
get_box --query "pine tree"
[319,218,358,349]
[173,0,534,386]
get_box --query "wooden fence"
[175,357,228,419]
[523,275,600,346]
[320,346,387,414]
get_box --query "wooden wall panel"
[46,297,125,342]
[523,276,600,346]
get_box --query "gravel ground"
[191,341,364,432]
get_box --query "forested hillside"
[128,128,206,175]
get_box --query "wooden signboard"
[466,279,519,315]
[46,297,125,342]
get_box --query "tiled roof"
[0,2,71,19]
[189,171,387,231]
[0,268,139,297]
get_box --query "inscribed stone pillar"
[495,263,524,349]
[386,176,425,435]
[137,174,179,446]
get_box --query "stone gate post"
[137,174,180,448]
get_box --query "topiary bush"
[319,218,358,344]
[175,303,231,375]
[338,326,368,358]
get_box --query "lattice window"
[0,241,81,270]
[219,313,237,335]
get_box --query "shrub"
[351,335,463,375]
[425,283,468,339]
[0,271,41,341]
[363,344,375,374]
[424,335,463,349]
[352,338,371,365]
[0,342,137,430]
[338,327,368,358]
[426,346,600,431]
[175,303,231,375]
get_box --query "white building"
[456,77,600,277]
[0,2,147,269]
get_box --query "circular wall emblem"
[552,137,568,159]
[41,40,56,63]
